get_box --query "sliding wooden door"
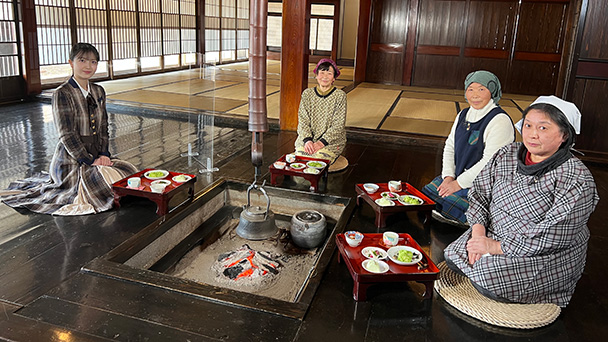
[365,0,409,84]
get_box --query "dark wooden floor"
[0,99,607,341]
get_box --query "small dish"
[172,174,192,183]
[127,177,141,188]
[151,179,171,186]
[388,180,402,192]
[303,167,320,174]
[387,246,423,266]
[306,160,327,169]
[144,169,169,180]
[382,231,399,247]
[362,259,389,274]
[286,154,297,163]
[381,191,399,200]
[398,194,423,205]
[150,183,168,193]
[273,161,286,169]
[344,231,364,247]
[289,162,306,170]
[363,183,379,194]
[361,246,388,260]
[375,198,395,207]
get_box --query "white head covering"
[515,95,581,134]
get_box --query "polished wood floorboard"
[0,97,607,341]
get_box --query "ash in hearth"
[213,244,282,284]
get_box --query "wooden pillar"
[20,0,41,95]
[354,0,371,84]
[279,0,310,131]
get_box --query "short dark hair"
[70,43,100,62]
[315,61,336,77]
[522,103,575,145]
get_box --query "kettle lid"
[294,210,324,223]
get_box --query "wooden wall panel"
[413,0,465,87]
[516,2,568,53]
[417,0,465,47]
[572,79,608,157]
[365,0,408,84]
[567,0,608,158]
[510,60,560,94]
[465,1,514,50]
[578,0,608,59]
[411,0,572,95]
[412,55,462,89]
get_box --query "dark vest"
[454,106,507,176]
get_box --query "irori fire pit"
[83,179,354,319]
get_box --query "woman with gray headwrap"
[423,70,515,226]
[443,96,599,307]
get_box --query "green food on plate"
[367,260,380,272]
[377,198,392,206]
[397,249,413,262]
[308,161,323,168]
[148,171,165,178]
[400,195,421,204]
[174,175,188,181]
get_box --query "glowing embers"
[214,244,282,284]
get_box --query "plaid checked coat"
[2,78,137,214]
[444,143,599,307]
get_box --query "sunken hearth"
[83,179,354,319]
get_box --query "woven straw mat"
[328,155,348,172]
[434,261,561,329]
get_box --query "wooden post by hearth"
[279,0,310,131]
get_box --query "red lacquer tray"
[269,154,330,192]
[112,168,197,215]
[336,233,439,301]
[354,183,436,228]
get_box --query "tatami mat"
[227,92,281,119]
[211,83,280,101]
[401,91,465,103]
[109,89,246,112]
[147,79,238,95]
[381,117,453,137]
[346,87,401,129]
[101,70,200,94]
[513,99,534,110]
[391,98,458,122]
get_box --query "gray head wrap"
[464,70,502,103]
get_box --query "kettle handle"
[245,180,270,220]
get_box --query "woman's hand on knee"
[304,141,316,154]
[466,236,502,256]
[438,177,461,197]
[93,155,113,166]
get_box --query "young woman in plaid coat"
[2,43,137,215]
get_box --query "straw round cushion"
[434,261,561,329]
[328,155,348,173]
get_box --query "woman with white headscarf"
[423,70,515,225]
[443,96,599,307]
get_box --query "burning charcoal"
[224,265,244,279]
[215,244,282,282]
[262,263,279,275]
[217,251,234,261]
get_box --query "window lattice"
[0,0,19,76]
